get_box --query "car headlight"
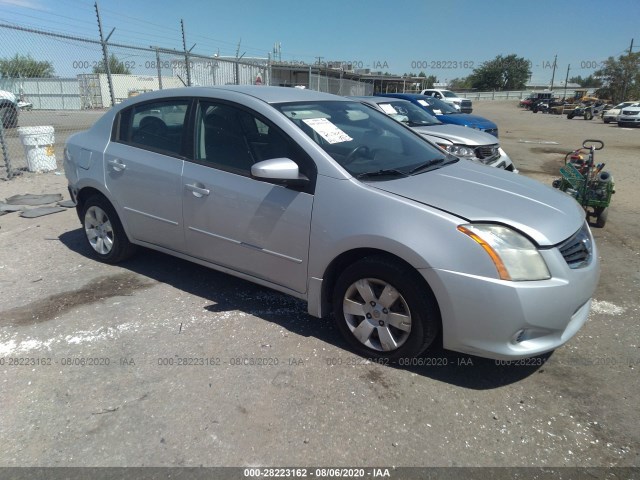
[453,100,461,105]
[439,144,475,159]
[457,224,550,281]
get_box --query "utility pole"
[95,2,115,107]
[621,38,634,101]
[549,54,557,91]
[563,64,570,101]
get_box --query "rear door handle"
[107,159,126,171]
[185,183,210,197]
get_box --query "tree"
[93,54,131,75]
[0,54,54,78]
[568,75,603,88]
[418,72,437,89]
[448,77,473,90]
[594,52,640,103]
[468,54,531,91]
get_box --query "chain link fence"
[0,23,274,180]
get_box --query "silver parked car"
[64,86,599,360]
[352,96,517,172]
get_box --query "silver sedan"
[64,86,599,360]
[352,96,517,172]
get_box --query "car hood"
[411,124,498,146]
[436,113,497,129]
[370,161,584,246]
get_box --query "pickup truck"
[420,89,472,113]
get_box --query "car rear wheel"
[82,195,136,263]
[332,256,439,359]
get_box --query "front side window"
[275,101,456,179]
[117,100,190,155]
[377,101,441,127]
[195,101,311,178]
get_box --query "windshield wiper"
[356,169,409,180]
[408,121,438,127]
[408,158,447,175]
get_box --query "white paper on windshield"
[433,109,443,114]
[303,118,353,144]
[379,104,398,115]
[417,100,429,107]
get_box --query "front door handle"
[185,183,210,197]
[107,159,127,172]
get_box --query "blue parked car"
[377,93,499,137]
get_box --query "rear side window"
[116,99,190,156]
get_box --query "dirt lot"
[0,102,639,472]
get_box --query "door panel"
[105,143,185,250]
[104,98,190,251]
[182,163,313,293]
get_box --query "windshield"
[441,90,458,98]
[275,100,455,178]
[375,100,441,127]
[417,96,459,114]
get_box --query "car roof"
[379,93,425,99]
[115,85,344,108]
[349,96,413,104]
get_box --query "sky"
[0,0,639,84]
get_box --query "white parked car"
[0,89,19,128]
[617,105,640,127]
[602,101,638,123]
[420,89,472,113]
[353,96,517,172]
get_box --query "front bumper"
[420,232,600,360]
[483,148,518,173]
[618,116,640,124]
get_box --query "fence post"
[95,2,115,107]
[153,47,163,89]
[0,122,14,179]
[181,20,192,86]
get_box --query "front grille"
[558,222,593,269]
[474,144,499,160]
[483,128,499,138]
[621,110,639,115]
[461,100,472,107]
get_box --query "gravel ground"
[0,101,638,473]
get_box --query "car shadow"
[59,228,546,389]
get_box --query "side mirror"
[251,158,309,187]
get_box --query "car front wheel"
[81,195,136,263]
[332,256,439,359]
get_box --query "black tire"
[81,194,137,263]
[594,207,608,228]
[603,119,610,124]
[0,104,18,129]
[332,255,439,359]
[584,110,593,120]
[567,112,575,119]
